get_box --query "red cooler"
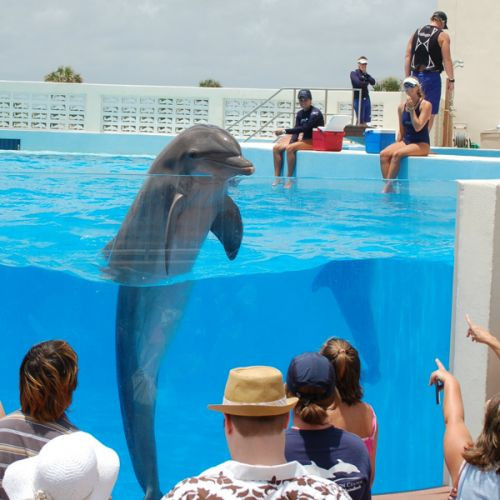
[312,129,344,152]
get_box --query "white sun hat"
[3,431,119,500]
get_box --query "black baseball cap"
[286,352,335,399]
[297,89,312,100]
[432,11,448,29]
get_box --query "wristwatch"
[448,79,455,82]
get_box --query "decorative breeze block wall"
[101,96,209,134]
[0,92,86,130]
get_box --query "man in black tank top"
[404,11,455,131]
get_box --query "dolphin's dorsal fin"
[164,192,186,275]
[210,195,243,260]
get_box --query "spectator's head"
[3,431,119,500]
[286,352,337,425]
[402,76,425,99]
[462,393,500,471]
[297,89,312,110]
[209,366,297,444]
[431,10,448,29]
[20,340,78,422]
[357,56,368,71]
[320,338,363,405]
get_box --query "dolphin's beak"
[222,155,255,175]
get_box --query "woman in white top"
[429,359,499,499]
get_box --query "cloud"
[0,0,437,87]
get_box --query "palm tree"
[199,79,222,88]
[44,66,83,83]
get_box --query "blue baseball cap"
[297,89,312,100]
[286,352,336,399]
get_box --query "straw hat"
[3,431,119,500]
[208,366,298,416]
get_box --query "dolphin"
[312,259,380,383]
[103,124,254,499]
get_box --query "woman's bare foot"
[382,180,394,193]
[272,178,282,187]
[284,179,295,189]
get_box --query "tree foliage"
[44,66,83,83]
[373,77,401,92]
[199,79,222,88]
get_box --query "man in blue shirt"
[273,89,324,188]
[350,56,376,126]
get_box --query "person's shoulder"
[421,99,433,110]
[0,410,26,428]
[311,106,323,115]
[438,30,450,42]
[338,427,370,452]
[162,471,225,499]
[298,472,352,498]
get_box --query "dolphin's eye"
[187,151,201,159]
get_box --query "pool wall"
[0,257,453,496]
[1,130,500,183]
[451,180,500,438]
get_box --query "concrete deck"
[375,486,449,499]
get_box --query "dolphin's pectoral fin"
[211,195,243,260]
[102,237,115,261]
[164,192,186,275]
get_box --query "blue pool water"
[0,151,458,496]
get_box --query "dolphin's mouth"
[221,155,255,175]
[199,153,255,176]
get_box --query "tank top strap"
[365,403,377,438]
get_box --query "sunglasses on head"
[404,82,417,89]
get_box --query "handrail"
[226,87,363,142]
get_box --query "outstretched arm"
[429,359,473,488]
[0,401,5,418]
[466,314,500,359]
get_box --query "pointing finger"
[465,314,473,328]
[435,358,446,371]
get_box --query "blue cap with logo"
[286,352,335,399]
[297,89,312,100]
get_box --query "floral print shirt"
[164,460,351,499]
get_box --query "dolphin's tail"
[116,283,191,499]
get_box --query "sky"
[2,0,436,89]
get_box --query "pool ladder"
[226,87,362,142]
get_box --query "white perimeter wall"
[0,80,404,139]
[438,1,500,144]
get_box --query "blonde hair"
[20,340,78,422]
[320,338,363,405]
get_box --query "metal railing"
[225,87,363,142]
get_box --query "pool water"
[0,151,457,496]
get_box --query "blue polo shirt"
[285,426,371,500]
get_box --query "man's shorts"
[413,71,442,114]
